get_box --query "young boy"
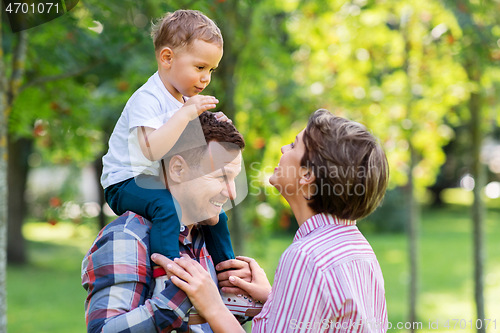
[101,10,234,293]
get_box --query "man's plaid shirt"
[82,211,216,333]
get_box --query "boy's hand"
[214,111,233,124]
[182,95,219,120]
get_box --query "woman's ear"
[158,47,174,69]
[299,167,316,186]
[168,155,186,184]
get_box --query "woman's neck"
[287,197,316,228]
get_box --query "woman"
[153,109,389,332]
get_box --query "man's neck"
[185,223,195,243]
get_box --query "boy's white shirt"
[101,71,205,189]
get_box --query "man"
[82,112,255,333]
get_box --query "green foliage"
[6,0,500,233]
[360,187,408,233]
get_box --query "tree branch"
[7,31,28,109]
[19,39,140,94]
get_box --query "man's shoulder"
[98,211,152,244]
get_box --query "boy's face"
[162,39,223,102]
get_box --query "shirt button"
[180,225,185,232]
[171,330,177,333]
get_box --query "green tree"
[253,0,468,326]
[4,0,165,264]
[442,0,500,329]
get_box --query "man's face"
[172,141,242,226]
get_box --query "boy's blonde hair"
[151,9,223,53]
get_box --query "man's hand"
[216,259,252,295]
[181,95,219,120]
[222,256,272,304]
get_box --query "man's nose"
[222,179,237,200]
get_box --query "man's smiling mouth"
[210,200,225,207]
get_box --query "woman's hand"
[216,259,252,295]
[152,254,224,318]
[151,253,245,333]
[224,256,272,304]
[214,111,232,123]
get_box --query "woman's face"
[269,129,307,198]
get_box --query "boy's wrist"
[179,104,199,121]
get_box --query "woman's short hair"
[300,109,389,220]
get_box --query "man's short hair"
[300,109,389,220]
[151,9,223,53]
[162,111,245,172]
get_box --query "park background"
[1,0,500,332]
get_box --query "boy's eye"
[210,68,216,73]
[197,66,204,70]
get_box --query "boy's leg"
[202,211,235,266]
[106,175,181,260]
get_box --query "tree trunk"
[93,155,107,229]
[5,30,29,268]
[402,19,419,329]
[216,1,243,255]
[406,145,419,330]
[0,11,9,333]
[467,61,486,333]
[7,136,32,264]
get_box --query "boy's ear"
[299,167,316,186]
[158,47,174,69]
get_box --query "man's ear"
[299,166,316,186]
[168,155,187,183]
[158,47,174,69]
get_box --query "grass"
[6,205,500,332]
[7,222,98,333]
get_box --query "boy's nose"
[201,73,210,83]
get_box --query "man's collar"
[179,223,192,245]
[293,213,356,242]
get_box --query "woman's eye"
[290,142,295,148]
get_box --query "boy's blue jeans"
[104,175,235,266]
